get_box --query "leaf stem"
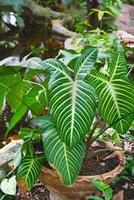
[89,111,134,146]
[86,118,100,147]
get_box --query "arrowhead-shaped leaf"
[17,156,43,190]
[7,80,30,111]
[42,120,86,186]
[74,48,98,80]
[109,52,127,80]
[87,52,134,133]
[49,72,96,147]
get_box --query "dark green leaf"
[7,80,30,111]
[7,104,27,134]
[24,85,47,116]
[19,128,41,142]
[92,180,109,192]
[89,196,103,200]
[19,128,33,140]
[105,188,113,200]
[17,156,43,190]
[40,117,86,185]
[87,52,134,133]
[49,70,96,147]
[7,84,47,133]
[74,48,98,80]
[43,126,86,186]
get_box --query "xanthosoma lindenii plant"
[16,48,134,189]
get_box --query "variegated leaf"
[42,121,86,186]
[21,57,70,79]
[49,71,96,147]
[87,65,134,133]
[17,156,43,190]
[109,52,127,80]
[74,48,98,80]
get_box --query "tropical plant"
[0,59,47,136]
[102,0,122,17]
[123,0,134,3]
[0,46,134,192]
[81,29,119,59]
[89,180,113,200]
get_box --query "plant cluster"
[0,44,134,193]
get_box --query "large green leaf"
[49,71,96,147]
[42,59,70,77]
[74,48,98,80]
[24,85,47,115]
[21,57,70,79]
[7,85,47,133]
[0,67,19,87]
[21,57,44,70]
[87,52,134,133]
[109,52,127,80]
[0,67,23,113]
[6,104,27,134]
[7,79,30,111]
[17,156,43,190]
[42,120,86,186]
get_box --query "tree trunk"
[87,0,102,29]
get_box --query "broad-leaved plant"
[0,47,134,189]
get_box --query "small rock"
[0,140,23,166]
[122,182,129,190]
[112,190,124,200]
[114,4,134,34]
[50,191,64,200]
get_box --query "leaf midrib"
[107,81,123,131]
[110,53,120,81]
[89,73,124,131]
[76,49,96,78]
[70,80,77,147]
[63,144,71,184]
[25,159,35,188]
[45,60,72,81]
